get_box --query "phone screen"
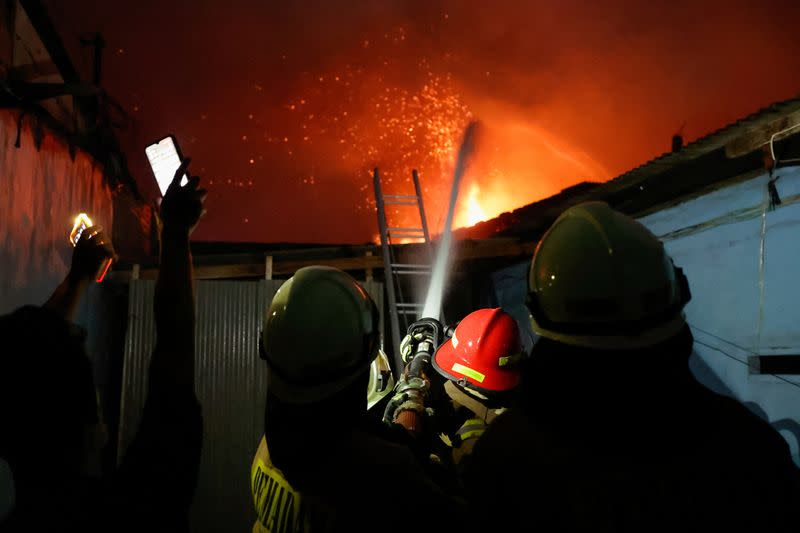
[145,136,188,196]
[70,213,93,246]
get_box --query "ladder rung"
[391,264,432,276]
[388,227,424,232]
[384,200,419,206]
[390,263,430,269]
[384,195,418,199]
[388,233,427,240]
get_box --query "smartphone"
[70,213,94,246]
[69,213,112,282]
[145,135,189,196]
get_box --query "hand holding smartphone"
[69,213,113,282]
[145,135,189,196]
[70,213,93,246]
[147,136,207,236]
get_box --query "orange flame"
[463,184,487,226]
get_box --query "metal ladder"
[373,168,433,374]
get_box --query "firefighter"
[463,202,800,531]
[382,309,523,472]
[430,308,523,466]
[250,349,393,533]
[251,266,462,533]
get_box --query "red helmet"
[432,308,523,394]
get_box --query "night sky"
[46,0,800,244]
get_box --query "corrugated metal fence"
[119,279,383,532]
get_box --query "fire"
[448,117,612,231]
[267,57,474,237]
[454,180,511,229]
[464,184,487,226]
[253,28,611,242]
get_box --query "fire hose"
[382,318,444,436]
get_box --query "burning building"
[4,1,800,530]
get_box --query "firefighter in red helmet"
[432,308,523,465]
[384,308,524,467]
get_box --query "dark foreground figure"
[253,266,464,532]
[0,160,206,532]
[464,202,800,532]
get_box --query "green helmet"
[528,202,691,350]
[261,266,380,404]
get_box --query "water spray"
[383,122,477,435]
[385,123,478,435]
[420,121,478,320]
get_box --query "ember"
[46,0,800,242]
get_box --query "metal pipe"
[769,122,800,162]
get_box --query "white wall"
[639,166,800,464]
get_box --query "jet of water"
[421,121,479,320]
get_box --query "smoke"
[49,0,800,243]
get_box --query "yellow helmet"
[528,202,691,350]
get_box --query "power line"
[689,323,756,355]
[690,334,800,392]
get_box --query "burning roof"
[456,95,800,242]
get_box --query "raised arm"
[44,226,114,322]
[151,159,207,390]
[115,160,207,528]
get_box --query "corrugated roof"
[601,95,800,193]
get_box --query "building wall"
[639,165,800,465]
[0,109,113,314]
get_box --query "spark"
[254,36,480,230]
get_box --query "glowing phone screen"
[145,136,188,196]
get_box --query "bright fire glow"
[255,34,611,241]
[464,184,487,226]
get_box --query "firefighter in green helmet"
[463,202,800,531]
[250,266,461,533]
